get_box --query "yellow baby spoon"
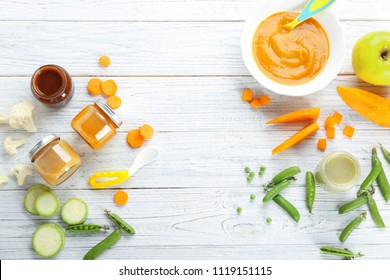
[89,146,159,188]
[283,0,336,31]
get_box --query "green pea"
[259,166,266,176]
[380,144,390,165]
[266,217,272,224]
[67,224,109,233]
[105,209,135,235]
[320,246,364,259]
[250,194,256,200]
[368,196,385,228]
[339,212,366,243]
[247,176,253,183]
[245,166,251,173]
[249,171,255,177]
[236,207,242,214]
[83,228,122,260]
[357,148,382,196]
[263,178,295,203]
[266,166,301,188]
[272,194,300,223]
[373,148,390,202]
[338,195,368,215]
[305,171,316,214]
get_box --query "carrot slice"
[326,126,335,139]
[113,190,128,206]
[126,129,145,148]
[102,80,118,97]
[107,95,122,109]
[99,56,111,67]
[332,112,342,124]
[250,98,261,109]
[272,122,320,155]
[242,89,254,102]
[317,139,327,151]
[139,124,154,139]
[266,107,320,124]
[87,78,103,95]
[259,94,271,106]
[343,126,355,138]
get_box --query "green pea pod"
[368,196,385,228]
[273,194,300,223]
[267,166,301,188]
[373,148,390,202]
[305,171,316,214]
[338,195,368,214]
[357,149,382,196]
[67,224,109,233]
[339,212,366,243]
[262,178,295,203]
[320,246,364,259]
[105,209,136,235]
[380,144,390,165]
[83,228,122,260]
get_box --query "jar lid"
[95,99,123,128]
[29,134,60,161]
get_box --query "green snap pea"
[266,166,301,188]
[380,144,390,165]
[338,195,368,215]
[67,224,110,233]
[83,228,122,260]
[305,171,316,214]
[105,209,136,235]
[320,246,364,260]
[373,148,390,202]
[272,194,300,223]
[339,212,366,243]
[357,149,382,196]
[368,196,385,228]
[263,178,295,203]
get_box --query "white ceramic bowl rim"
[241,0,346,96]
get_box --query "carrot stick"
[139,124,154,139]
[266,107,320,124]
[272,122,320,155]
[126,129,145,148]
[102,80,118,97]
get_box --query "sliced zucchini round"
[35,191,60,217]
[24,184,52,215]
[61,198,88,225]
[32,223,65,258]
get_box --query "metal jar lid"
[95,99,123,128]
[29,134,60,161]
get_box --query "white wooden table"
[1,0,390,260]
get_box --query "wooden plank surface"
[1,0,390,260]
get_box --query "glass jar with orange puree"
[71,99,123,150]
[29,135,81,186]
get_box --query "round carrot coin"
[107,95,122,109]
[114,190,128,206]
[99,56,111,67]
[102,80,118,97]
[87,78,103,95]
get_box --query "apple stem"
[381,48,389,61]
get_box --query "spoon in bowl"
[283,0,336,31]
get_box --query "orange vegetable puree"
[253,12,330,85]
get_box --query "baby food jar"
[315,151,361,193]
[29,135,81,186]
[31,64,74,108]
[71,99,123,150]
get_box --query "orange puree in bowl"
[253,12,330,86]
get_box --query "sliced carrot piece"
[250,98,261,109]
[87,78,103,95]
[126,129,145,148]
[139,124,154,139]
[114,190,128,206]
[324,116,336,129]
[99,56,111,67]
[266,107,320,124]
[343,126,355,138]
[242,89,254,102]
[272,122,320,155]
[259,94,271,106]
[102,80,118,97]
[326,126,335,139]
[317,138,327,151]
[107,95,122,109]
[332,112,342,124]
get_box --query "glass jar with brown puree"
[253,12,330,85]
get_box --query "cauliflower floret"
[4,136,26,155]
[11,164,33,186]
[0,113,8,124]
[0,175,8,186]
[8,102,37,132]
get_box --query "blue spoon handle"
[298,0,336,22]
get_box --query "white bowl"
[241,0,346,96]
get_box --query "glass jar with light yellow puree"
[29,135,81,186]
[315,151,361,193]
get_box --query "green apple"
[352,31,390,85]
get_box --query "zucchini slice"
[24,184,52,215]
[61,198,88,225]
[32,223,65,258]
[35,191,60,217]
